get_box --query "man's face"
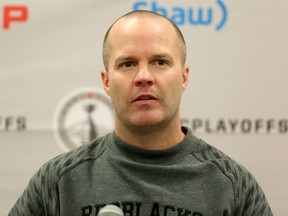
[101,16,189,131]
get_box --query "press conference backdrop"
[0,0,287,215]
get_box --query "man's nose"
[134,65,155,86]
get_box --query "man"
[9,10,273,216]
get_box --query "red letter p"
[3,6,28,29]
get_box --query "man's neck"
[114,122,185,150]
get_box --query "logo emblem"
[53,87,114,152]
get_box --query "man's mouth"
[132,94,157,102]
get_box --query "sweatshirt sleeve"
[8,142,95,216]
[8,160,60,216]
[231,162,273,216]
[194,139,273,216]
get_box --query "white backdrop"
[1,0,287,215]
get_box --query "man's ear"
[181,65,189,92]
[101,70,110,96]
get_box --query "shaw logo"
[0,5,28,30]
[53,87,114,152]
[133,0,228,31]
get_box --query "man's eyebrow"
[114,56,137,63]
[153,54,170,59]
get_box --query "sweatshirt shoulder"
[192,138,255,196]
[192,138,245,177]
[47,133,110,177]
[31,134,110,203]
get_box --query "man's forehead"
[111,15,173,33]
[109,16,176,43]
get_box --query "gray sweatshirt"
[9,127,273,216]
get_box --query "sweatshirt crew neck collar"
[106,126,199,165]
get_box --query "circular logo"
[53,87,114,152]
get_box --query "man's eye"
[155,60,166,66]
[122,62,133,68]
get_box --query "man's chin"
[128,118,167,133]
[131,116,163,127]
